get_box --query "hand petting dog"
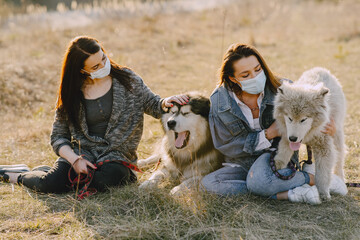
[162,94,189,110]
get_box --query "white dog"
[273,67,346,200]
[138,92,224,195]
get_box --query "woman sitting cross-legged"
[1,36,188,199]
[200,43,347,204]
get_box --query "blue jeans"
[201,152,310,197]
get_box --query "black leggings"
[18,161,137,193]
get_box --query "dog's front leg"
[274,137,294,169]
[137,154,161,168]
[139,168,170,189]
[312,136,335,201]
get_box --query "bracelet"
[161,100,168,112]
[71,155,85,167]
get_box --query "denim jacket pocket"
[217,110,246,136]
[226,120,245,136]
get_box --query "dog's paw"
[170,185,190,197]
[170,186,182,196]
[273,154,288,169]
[319,191,331,202]
[317,185,331,201]
[139,180,157,189]
[137,159,147,168]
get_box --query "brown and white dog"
[138,92,224,195]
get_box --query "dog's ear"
[278,86,284,94]
[278,80,292,94]
[189,96,210,119]
[313,83,329,97]
[314,87,329,105]
[320,87,329,97]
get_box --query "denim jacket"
[209,82,280,166]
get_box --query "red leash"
[68,159,143,200]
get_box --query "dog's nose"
[289,136,298,142]
[167,120,176,130]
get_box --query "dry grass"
[0,0,360,239]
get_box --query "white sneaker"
[330,174,348,196]
[288,184,321,205]
[302,163,315,175]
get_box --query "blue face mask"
[236,70,266,94]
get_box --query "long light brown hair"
[219,43,281,93]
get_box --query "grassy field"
[1,0,360,239]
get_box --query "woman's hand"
[265,121,281,140]
[321,118,336,137]
[59,146,96,175]
[162,94,189,109]
[72,157,97,175]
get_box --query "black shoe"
[0,172,9,183]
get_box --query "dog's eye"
[288,117,293,122]
[170,111,177,114]
[182,112,189,116]
[301,118,307,123]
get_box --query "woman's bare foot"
[309,173,315,186]
[276,174,315,200]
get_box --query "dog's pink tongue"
[175,132,187,148]
[289,142,301,151]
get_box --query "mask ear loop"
[81,68,90,75]
[234,77,243,88]
[80,69,92,81]
[81,71,89,76]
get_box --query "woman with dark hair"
[201,43,346,204]
[1,36,188,198]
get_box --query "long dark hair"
[219,43,281,93]
[55,36,133,127]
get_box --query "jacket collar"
[216,82,275,121]
[105,77,125,136]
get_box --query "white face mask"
[83,57,111,80]
[236,70,266,94]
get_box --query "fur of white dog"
[138,92,224,195]
[273,67,346,201]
